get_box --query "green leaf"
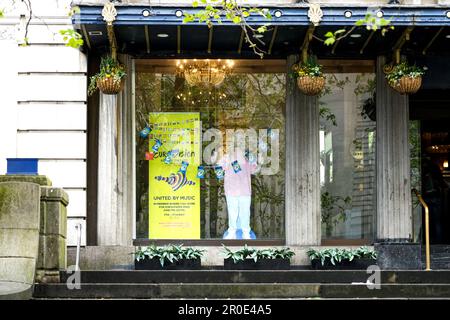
[324,37,335,46]
[334,29,346,35]
[325,31,334,38]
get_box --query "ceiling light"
[176,59,234,87]
[446,34,450,39]
[446,11,450,19]
[142,9,151,17]
[344,10,352,18]
[175,10,183,18]
[376,11,384,18]
[274,10,282,18]
[157,33,169,38]
[350,34,362,38]
[88,31,103,36]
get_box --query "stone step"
[422,245,450,254]
[57,270,450,284]
[33,283,450,299]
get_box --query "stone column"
[37,187,68,282]
[97,55,134,246]
[376,56,413,242]
[0,182,40,299]
[285,55,321,246]
[97,93,119,245]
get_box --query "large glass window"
[135,60,285,240]
[319,69,376,241]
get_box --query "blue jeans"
[226,196,251,234]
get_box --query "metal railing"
[412,189,431,271]
[75,223,82,271]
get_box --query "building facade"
[1,0,450,268]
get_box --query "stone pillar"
[97,55,134,246]
[0,176,69,281]
[376,56,413,242]
[36,187,68,282]
[0,182,40,299]
[97,93,119,245]
[285,55,321,246]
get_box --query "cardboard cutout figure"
[216,146,258,240]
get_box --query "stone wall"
[0,176,68,287]
[0,182,40,299]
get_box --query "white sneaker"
[242,231,252,240]
[224,229,236,239]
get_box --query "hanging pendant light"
[176,59,234,87]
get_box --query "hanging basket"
[297,76,325,96]
[97,76,124,95]
[389,76,422,95]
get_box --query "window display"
[135,60,286,240]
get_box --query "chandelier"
[176,59,234,87]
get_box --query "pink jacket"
[217,151,257,197]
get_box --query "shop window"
[135,60,286,240]
[319,72,376,241]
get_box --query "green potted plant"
[385,61,425,95]
[306,246,377,270]
[88,55,126,96]
[134,244,204,270]
[292,59,325,96]
[321,191,352,238]
[222,245,294,270]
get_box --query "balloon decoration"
[245,150,257,164]
[145,151,154,160]
[144,123,264,181]
[197,166,205,179]
[164,149,179,165]
[140,125,152,139]
[231,160,241,173]
[155,171,195,192]
[179,161,189,173]
[151,139,162,153]
[214,165,225,180]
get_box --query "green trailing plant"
[88,56,126,96]
[292,59,323,78]
[134,245,205,267]
[222,245,295,263]
[385,61,425,86]
[183,0,272,58]
[306,246,377,266]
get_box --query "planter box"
[224,258,290,270]
[7,158,38,175]
[134,257,201,270]
[310,258,376,270]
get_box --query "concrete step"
[57,270,450,284]
[423,245,450,254]
[33,283,450,299]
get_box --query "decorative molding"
[102,1,117,26]
[307,4,323,27]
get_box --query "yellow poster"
[148,112,201,239]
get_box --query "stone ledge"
[0,175,52,187]
[40,187,69,206]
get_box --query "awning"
[73,4,450,59]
